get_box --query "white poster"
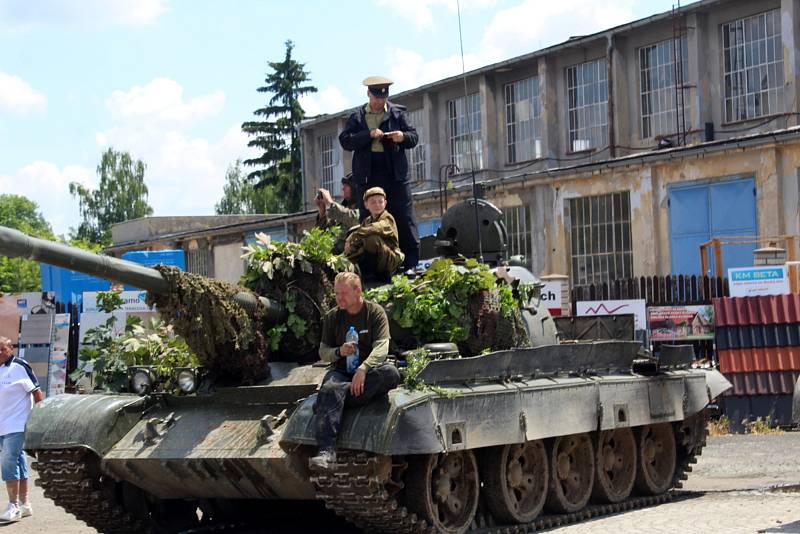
[83,291,154,313]
[728,266,790,297]
[540,280,562,316]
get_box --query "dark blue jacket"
[338,102,418,185]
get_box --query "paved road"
[2,433,799,533]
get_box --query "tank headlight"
[130,367,154,395]
[176,368,198,393]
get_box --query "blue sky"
[0,0,691,235]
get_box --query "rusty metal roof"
[713,295,800,326]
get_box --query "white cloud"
[299,86,349,117]
[0,162,93,235]
[375,0,497,31]
[481,0,636,56]
[383,0,638,91]
[106,78,225,122]
[0,71,46,115]
[95,121,259,220]
[387,46,501,93]
[0,0,168,30]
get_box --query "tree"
[0,194,55,292]
[242,40,317,214]
[70,148,153,245]
[215,160,277,215]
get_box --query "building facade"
[298,0,800,287]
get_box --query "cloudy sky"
[0,0,691,235]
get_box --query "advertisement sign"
[82,291,153,313]
[540,280,562,316]
[728,266,789,297]
[648,305,714,341]
[576,299,647,343]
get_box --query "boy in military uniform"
[315,173,359,254]
[344,187,404,282]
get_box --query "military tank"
[0,200,731,534]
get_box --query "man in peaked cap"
[339,76,420,271]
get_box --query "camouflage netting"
[245,263,338,364]
[145,265,268,384]
[464,289,530,356]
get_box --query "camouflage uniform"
[316,200,359,255]
[345,210,404,277]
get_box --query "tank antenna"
[456,0,484,262]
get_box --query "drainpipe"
[607,35,616,158]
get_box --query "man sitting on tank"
[344,186,404,283]
[314,173,359,255]
[309,271,401,470]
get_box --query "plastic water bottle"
[345,326,360,374]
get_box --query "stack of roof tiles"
[714,294,800,395]
[714,295,800,427]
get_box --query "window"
[502,205,533,269]
[406,108,427,184]
[186,248,213,277]
[722,9,784,122]
[319,134,340,195]
[566,192,633,286]
[567,58,608,152]
[447,93,483,171]
[639,36,690,139]
[505,77,542,162]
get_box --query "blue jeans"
[0,433,28,481]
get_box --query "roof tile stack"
[714,295,800,396]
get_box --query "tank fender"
[24,394,149,456]
[703,369,732,401]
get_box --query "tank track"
[33,448,148,534]
[311,421,706,534]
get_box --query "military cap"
[363,186,387,201]
[341,172,356,187]
[363,76,393,98]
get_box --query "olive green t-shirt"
[320,299,390,373]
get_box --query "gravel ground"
[1,432,799,533]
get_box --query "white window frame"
[406,108,427,184]
[447,93,483,172]
[505,77,542,163]
[566,58,608,152]
[638,35,690,139]
[722,9,784,123]
[566,191,633,287]
[319,134,341,195]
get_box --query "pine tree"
[242,40,317,214]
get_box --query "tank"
[0,202,731,534]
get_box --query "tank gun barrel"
[0,225,285,323]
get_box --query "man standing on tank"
[0,336,44,523]
[338,76,420,271]
[309,272,401,470]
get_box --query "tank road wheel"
[482,441,548,524]
[591,428,636,503]
[545,433,594,513]
[406,451,480,534]
[635,423,677,495]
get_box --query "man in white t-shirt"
[0,336,44,523]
